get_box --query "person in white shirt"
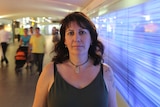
[0,24,11,65]
[29,26,34,36]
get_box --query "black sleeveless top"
[47,63,108,107]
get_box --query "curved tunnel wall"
[92,0,160,106]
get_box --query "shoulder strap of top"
[101,63,103,76]
[101,63,109,92]
[53,63,57,78]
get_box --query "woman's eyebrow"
[66,29,72,32]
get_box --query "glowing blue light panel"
[92,0,160,106]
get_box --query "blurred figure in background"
[29,26,34,36]
[0,24,11,65]
[20,28,31,47]
[28,26,34,64]
[29,27,46,75]
[52,26,59,44]
[15,27,20,42]
[19,28,31,68]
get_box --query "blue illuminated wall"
[92,0,160,106]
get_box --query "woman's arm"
[32,62,54,107]
[103,63,118,107]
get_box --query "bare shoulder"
[44,62,54,71]
[38,62,54,90]
[102,63,114,81]
[102,63,117,107]
[41,62,54,77]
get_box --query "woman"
[17,28,31,68]
[32,12,117,107]
[19,28,31,47]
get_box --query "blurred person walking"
[0,24,11,65]
[29,27,45,75]
[29,26,34,36]
[52,26,59,44]
[19,28,31,68]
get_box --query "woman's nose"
[73,32,80,41]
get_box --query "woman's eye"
[68,31,74,36]
[79,30,86,35]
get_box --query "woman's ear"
[64,41,66,46]
[64,41,67,48]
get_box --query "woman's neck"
[69,55,89,65]
[69,55,89,73]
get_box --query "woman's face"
[64,21,91,56]
[24,29,28,36]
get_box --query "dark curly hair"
[52,12,104,65]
